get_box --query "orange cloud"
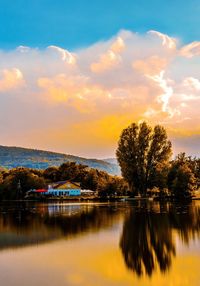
[0,30,199,157]
[133,56,167,76]
[0,68,24,92]
[90,36,124,73]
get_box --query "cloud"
[0,30,199,157]
[148,30,177,50]
[0,68,24,92]
[180,42,200,58]
[90,37,124,73]
[133,56,167,76]
[47,46,76,64]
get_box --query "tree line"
[116,122,200,200]
[0,121,199,200]
[0,162,128,200]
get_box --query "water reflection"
[0,201,200,279]
[120,202,200,277]
[0,202,122,249]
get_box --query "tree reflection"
[120,202,200,277]
[0,202,121,249]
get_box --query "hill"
[0,146,120,175]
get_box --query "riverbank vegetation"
[0,122,199,201]
[117,122,200,200]
[0,162,128,200]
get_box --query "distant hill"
[103,158,118,165]
[0,146,120,175]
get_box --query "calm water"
[0,201,199,286]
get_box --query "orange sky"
[0,30,199,158]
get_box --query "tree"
[81,168,99,191]
[58,162,87,182]
[168,153,197,200]
[43,166,59,182]
[116,122,172,196]
[0,168,46,199]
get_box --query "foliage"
[0,162,128,200]
[0,141,199,201]
[0,168,46,200]
[116,122,172,196]
[43,166,59,182]
[168,153,197,199]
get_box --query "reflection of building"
[47,203,82,215]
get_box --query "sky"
[0,0,200,158]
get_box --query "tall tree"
[116,122,172,196]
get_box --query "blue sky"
[0,0,200,157]
[0,0,200,49]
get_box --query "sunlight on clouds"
[148,71,175,116]
[110,36,125,53]
[183,77,200,91]
[47,46,76,64]
[0,68,24,92]
[90,36,124,73]
[90,50,121,73]
[180,42,200,58]
[133,56,167,76]
[148,30,177,50]
[37,74,112,113]
[0,30,199,156]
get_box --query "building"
[46,181,81,197]
[27,181,81,198]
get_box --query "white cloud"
[148,30,177,49]
[183,77,200,91]
[180,42,200,58]
[0,68,24,92]
[47,46,76,64]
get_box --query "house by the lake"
[47,181,81,196]
[27,181,81,197]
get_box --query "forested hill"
[0,146,120,175]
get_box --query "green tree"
[43,166,59,182]
[168,154,197,200]
[116,122,172,196]
[81,169,99,191]
[58,162,87,182]
[0,168,46,199]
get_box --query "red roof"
[35,189,48,193]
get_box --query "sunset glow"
[0,30,199,157]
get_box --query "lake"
[0,200,199,286]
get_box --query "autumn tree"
[0,168,46,199]
[43,166,59,182]
[116,122,172,196]
[81,168,99,191]
[168,153,197,200]
[58,162,87,182]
